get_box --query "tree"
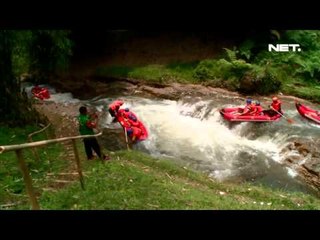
[0,30,72,126]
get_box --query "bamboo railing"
[0,132,102,210]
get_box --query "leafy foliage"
[192,48,282,94]
[250,30,320,82]
[29,30,72,80]
[94,30,320,100]
[0,30,72,125]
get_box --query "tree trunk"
[0,31,41,126]
[0,31,16,121]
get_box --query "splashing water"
[94,96,319,193]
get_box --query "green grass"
[282,78,320,103]
[0,126,69,209]
[2,127,320,210]
[95,62,198,84]
[37,150,320,210]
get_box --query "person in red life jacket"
[264,96,282,117]
[271,96,281,111]
[248,101,258,115]
[238,99,255,116]
[78,106,110,161]
[108,100,124,118]
[121,108,138,122]
[118,114,132,129]
[116,107,138,126]
[126,127,142,143]
[254,101,264,116]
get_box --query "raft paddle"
[270,107,294,124]
[124,127,130,150]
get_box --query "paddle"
[270,106,294,124]
[124,127,130,150]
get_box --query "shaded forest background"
[2,30,320,126]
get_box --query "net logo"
[268,44,302,52]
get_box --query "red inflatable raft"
[295,102,320,124]
[135,121,149,141]
[31,86,50,100]
[220,107,282,122]
[116,112,149,141]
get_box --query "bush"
[193,62,212,80]
[193,59,216,80]
[238,67,282,94]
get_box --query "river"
[24,82,320,194]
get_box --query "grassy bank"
[2,127,320,210]
[0,126,69,209]
[95,62,199,84]
[95,31,320,103]
[282,78,320,102]
[31,151,320,210]
[94,62,320,103]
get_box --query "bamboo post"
[71,139,85,190]
[15,149,40,210]
[124,127,130,151]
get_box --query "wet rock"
[140,85,180,100]
[297,145,310,156]
[302,158,320,176]
[281,138,320,191]
[100,128,129,151]
[284,156,301,164]
[281,142,294,153]
[294,141,303,148]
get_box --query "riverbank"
[38,150,320,210]
[92,63,320,103]
[1,125,320,209]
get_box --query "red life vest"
[130,126,142,140]
[117,109,126,117]
[242,104,254,116]
[128,118,140,127]
[255,106,263,115]
[117,115,131,128]
[121,110,138,121]
[248,105,257,115]
[271,100,281,111]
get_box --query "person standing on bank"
[78,106,110,161]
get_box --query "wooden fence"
[0,132,103,210]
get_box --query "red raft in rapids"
[219,107,282,122]
[116,113,149,141]
[295,102,320,124]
